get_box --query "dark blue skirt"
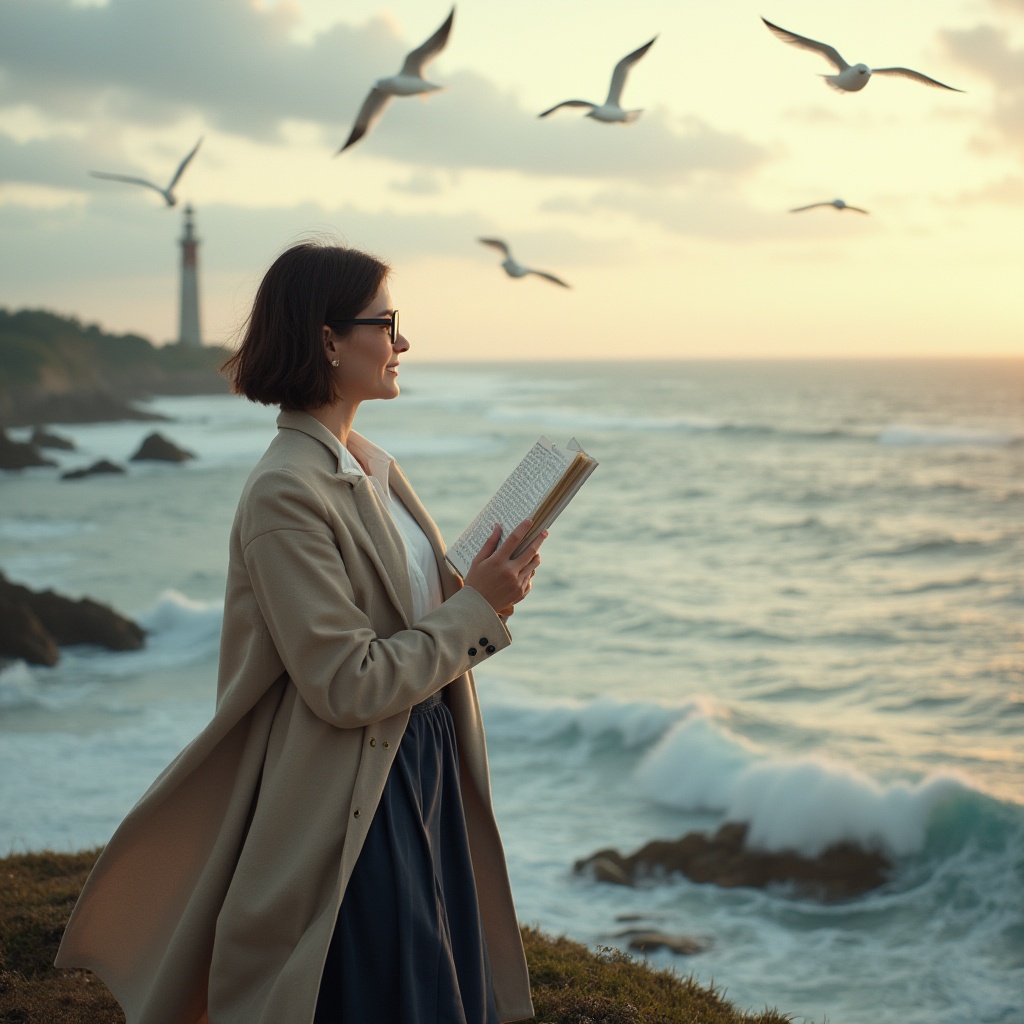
[314,691,499,1024]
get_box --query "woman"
[56,242,544,1024]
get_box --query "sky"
[1,0,1023,359]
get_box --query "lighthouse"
[177,204,202,347]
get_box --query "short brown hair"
[222,241,390,409]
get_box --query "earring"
[331,359,340,367]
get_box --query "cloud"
[0,132,111,189]
[0,193,628,342]
[540,187,877,243]
[388,171,449,197]
[0,0,768,184]
[946,174,1024,204]
[989,0,1024,16]
[350,78,766,184]
[940,23,1024,155]
[0,0,402,137]
[779,105,901,130]
[0,195,622,289]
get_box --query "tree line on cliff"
[0,307,229,426]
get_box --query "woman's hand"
[464,520,547,613]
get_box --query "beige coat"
[56,410,534,1024]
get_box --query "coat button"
[353,809,360,818]
[486,645,496,653]
[383,740,390,749]
[369,737,376,747]
[479,637,488,646]
[468,647,477,656]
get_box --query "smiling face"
[324,281,409,406]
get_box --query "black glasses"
[329,310,399,345]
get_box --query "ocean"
[1,359,1022,1024]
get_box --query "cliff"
[0,308,231,427]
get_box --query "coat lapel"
[276,411,415,626]
[348,477,416,626]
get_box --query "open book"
[445,436,598,578]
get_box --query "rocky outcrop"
[61,459,125,481]
[575,821,891,902]
[0,430,56,470]
[615,929,707,956]
[30,427,75,450]
[0,572,145,665]
[0,598,60,666]
[130,432,195,462]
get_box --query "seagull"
[538,36,658,123]
[761,17,963,93]
[790,198,869,214]
[478,239,570,288]
[337,7,455,153]
[89,137,203,207]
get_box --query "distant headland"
[0,307,231,428]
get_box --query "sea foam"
[0,518,95,542]
[878,424,1021,447]
[633,713,968,858]
[0,661,55,711]
[53,589,224,679]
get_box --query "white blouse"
[339,432,444,623]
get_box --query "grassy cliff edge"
[0,849,798,1024]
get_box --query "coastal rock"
[30,426,76,450]
[0,572,145,665]
[0,430,56,470]
[61,459,125,481]
[587,855,635,887]
[0,598,60,667]
[130,432,195,463]
[615,930,708,956]
[575,822,891,902]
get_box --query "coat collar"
[275,410,415,622]
[273,409,463,617]
[276,409,363,486]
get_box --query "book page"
[446,436,575,576]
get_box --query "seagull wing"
[538,99,596,118]
[845,205,870,214]
[89,171,168,197]
[789,203,830,212]
[166,136,203,191]
[606,36,657,106]
[478,238,511,258]
[530,270,571,288]
[401,7,455,77]
[338,88,393,153]
[761,17,849,72]
[872,67,963,92]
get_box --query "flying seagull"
[538,36,658,123]
[761,17,963,93]
[478,239,570,288]
[790,198,869,214]
[89,137,203,207]
[338,7,455,153]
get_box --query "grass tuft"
[521,928,795,1024]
